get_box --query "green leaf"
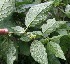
[0,0,15,31]
[0,20,16,32]
[30,40,48,64]
[60,35,70,53]
[41,18,56,33]
[57,29,68,35]
[20,36,31,42]
[41,18,66,37]
[53,0,62,6]
[49,0,62,6]
[50,35,63,43]
[47,41,66,60]
[48,53,61,64]
[0,0,15,21]
[40,38,49,44]
[16,0,33,7]
[25,1,53,27]
[18,42,30,56]
[16,4,37,13]
[62,0,70,5]
[0,39,17,64]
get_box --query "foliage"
[0,0,70,64]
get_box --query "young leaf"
[30,40,48,64]
[47,41,66,60]
[25,1,53,27]
[20,31,42,42]
[41,18,66,37]
[0,0,15,21]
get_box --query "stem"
[58,7,65,14]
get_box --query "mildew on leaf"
[30,40,48,64]
[0,0,15,21]
[25,1,53,27]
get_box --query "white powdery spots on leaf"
[12,26,25,33]
[25,1,53,27]
[30,40,48,64]
[41,18,66,37]
[47,41,66,60]
[0,0,15,21]
[7,42,16,64]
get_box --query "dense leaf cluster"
[0,0,70,64]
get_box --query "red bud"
[0,28,8,35]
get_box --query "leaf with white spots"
[12,26,25,33]
[0,40,17,64]
[47,41,66,60]
[30,40,48,64]
[7,41,17,64]
[41,18,66,37]
[0,0,15,21]
[25,1,53,27]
